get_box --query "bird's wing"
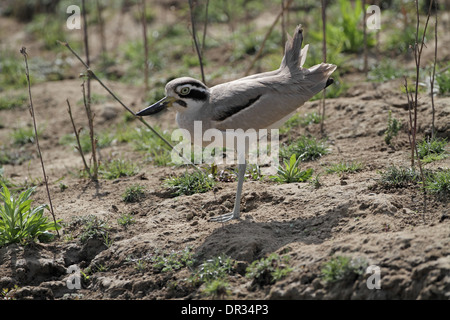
[207,63,335,131]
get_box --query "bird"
[137,25,336,223]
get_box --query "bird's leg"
[210,160,247,223]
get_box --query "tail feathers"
[280,25,304,70]
[305,63,337,94]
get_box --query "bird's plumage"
[137,24,337,222]
[159,25,336,135]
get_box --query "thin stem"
[320,0,327,135]
[430,0,438,139]
[188,0,206,84]
[141,0,149,92]
[66,99,92,178]
[20,47,59,237]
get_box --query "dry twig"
[20,47,59,237]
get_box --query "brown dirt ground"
[0,5,449,300]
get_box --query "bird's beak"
[136,96,175,116]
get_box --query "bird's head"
[137,77,210,116]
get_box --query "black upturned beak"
[136,96,174,116]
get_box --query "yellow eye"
[180,86,190,95]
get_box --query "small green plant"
[325,161,364,175]
[60,129,113,153]
[245,164,264,181]
[426,169,450,199]
[122,184,146,203]
[246,253,292,286]
[117,213,136,227]
[151,247,195,273]
[279,112,323,135]
[65,215,110,244]
[416,137,448,163]
[368,60,407,82]
[164,170,215,196]
[11,126,39,146]
[99,159,138,180]
[132,127,172,166]
[321,256,367,283]
[134,259,147,272]
[1,285,19,300]
[378,166,421,189]
[201,279,231,299]
[384,110,401,145]
[271,154,313,183]
[280,135,329,162]
[0,93,27,110]
[190,255,236,285]
[0,183,61,246]
[436,64,450,95]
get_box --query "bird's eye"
[179,86,190,95]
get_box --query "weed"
[151,247,195,273]
[279,112,323,135]
[384,110,401,145]
[384,25,423,55]
[368,60,407,82]
[11,126,39,146]
[0,93,27,110]
[122,184,146,203]
[0,183,61,246]
[311,0,374,54]
[416,137,448,163]
[132,127,172,166]
[134,259,147,272]
[321,256,367,283]
[326,161,364,175]
[378,165,421,188]
[99,159,138,180]
[65,215,109,244]
[245,164,264,181]
[280,135,329,162]
[436,65,450,95]
[117,213,136,227]
[190,255,236,285]
[164,170,215,196]
[0,50,31,89]
[426,169,450,199]
[271,154,313,183]
[201,279,231,299]
[246,253,292,286]
[25,14,67,51]
[60,129,113,153]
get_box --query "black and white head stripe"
[175,82,209,101]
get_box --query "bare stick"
[66,99,92,178]
[404,78,427,221]
[188,0,206,84]
[430,0,438,139]
[140,0,149,92]
[58,41,200,172]
[320,0,327,135]
[244,0,294,76]
[81,0,98,180]
[81,81,99,180]
[411,0,434,165]
[20,47,59,237]
[201,0,210,57]
[96,0,106,56]
[363,0,368,76]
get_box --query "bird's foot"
[209,212,239,223]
